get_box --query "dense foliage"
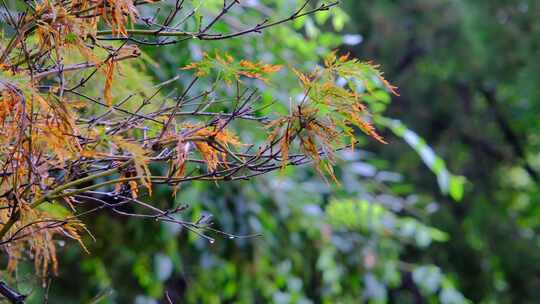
[0,0,537,303]
[343,0,540,303]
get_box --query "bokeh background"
[11,0,540,303]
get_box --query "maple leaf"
[182,51,282,84]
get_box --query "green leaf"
[429,227,450,242]
[37,201,72,219]
[449,175,466,202]
[315,10,331,25]
[379,118,466,201]
[331,9,349,31]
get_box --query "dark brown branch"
[480,86,539,182]
[0,281,26,304]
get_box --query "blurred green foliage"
[4,0,539,303]
[342,0,540,303]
